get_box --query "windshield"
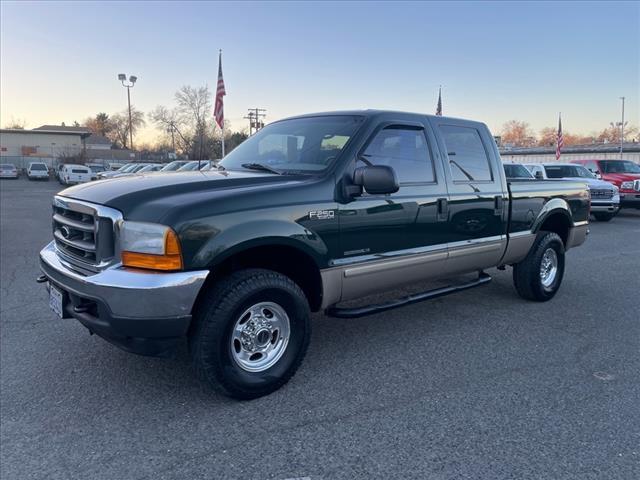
[89,165,105,172]
[120,164,139,173]
[1,164,15,170]
[131,164,149,172]
[161,161,187,171]
[177,161,200,171]
[504,164,533,179]
[600,160,640,174]
[544,165,595,179]
[138,165,160,172]
[220,115,364,174]
[30,164,47,171]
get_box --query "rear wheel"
[513,231,565,302]
[189,268,311,399]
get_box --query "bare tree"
[500,120,537,147]
[84,113,113,137]
[108,108,146,149]
[4,117,26,129]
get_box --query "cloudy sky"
[1,1,638,142]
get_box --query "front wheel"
[513,231,565,302]
[189,268,311,399]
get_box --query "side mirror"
[595,172,602,179]
[534,170,544,180]
[353,165,399,195]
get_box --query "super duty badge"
[309,209,335,220]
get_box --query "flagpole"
[221,121,225,158]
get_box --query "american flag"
[214,50,226,129]
[556,114,563,160]
[436,86,442,116]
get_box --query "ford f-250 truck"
[38,111,590,399]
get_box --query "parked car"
[541,163,620,221]
[503,163,534,180]
[572,159,640,209]
[26,162,50,181]
[86,163,106,180]
[160,160,190,172]
[177,160,215,171]
[112,163,155,178]
[58,164,92,185]
[0,163,19,179]
[97,163,136,179]
[39,110,589,400]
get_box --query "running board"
[326,272,492,319]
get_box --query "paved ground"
[1,177,639,480]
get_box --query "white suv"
[27,162,50,181]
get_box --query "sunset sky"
[1,1,638,143]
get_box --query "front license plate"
[49,284,64,318]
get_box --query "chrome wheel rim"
[230,302,290,372]
[540,248,558,289]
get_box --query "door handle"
[437,198,448,221]
[494,196,504,215]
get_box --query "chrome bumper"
[39,241,208,319]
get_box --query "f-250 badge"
[309,209,335,220]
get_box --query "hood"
[602,172,640,183]
[562,177,617,189]
[59,170,305,213]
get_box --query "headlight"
[119,221,183,271]
[620,181,634,189]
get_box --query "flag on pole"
[435,86,442,116]
[556,113,563,160]
[214,50,226,129]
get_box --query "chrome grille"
[590,188,614,199]
[52,196,121,273]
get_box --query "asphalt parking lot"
[1,177,639,480]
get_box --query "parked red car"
[572,159,640,209]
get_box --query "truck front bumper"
[620,193,640,208]
[39,241,209,356]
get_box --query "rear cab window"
[438,124,493,182]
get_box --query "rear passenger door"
[429,119,508,272]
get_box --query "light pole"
[619,96,625,159]
[118,73,137,150]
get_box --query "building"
[500,142,640,164]
[0,125,135,169]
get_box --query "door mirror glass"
[353,165,399,195]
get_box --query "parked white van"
[59,164,92,185]
[27,162,50,181]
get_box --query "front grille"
[52,197,120,272]
[590,188,614,199]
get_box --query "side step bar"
[326,272,492,319]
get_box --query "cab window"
[360,126,435,184]
[439,125,493,182]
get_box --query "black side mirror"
[534,170,544,180]
[353,165,399,195]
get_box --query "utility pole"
[620,96,625,159]
[244,108,266,135]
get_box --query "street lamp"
[118,73,137,150]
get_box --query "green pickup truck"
[39,110,590,399]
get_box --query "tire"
[189,268,311,400]
[513,231,565,302]
[593,212,615,222]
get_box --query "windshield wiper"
[241,163,283,175]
